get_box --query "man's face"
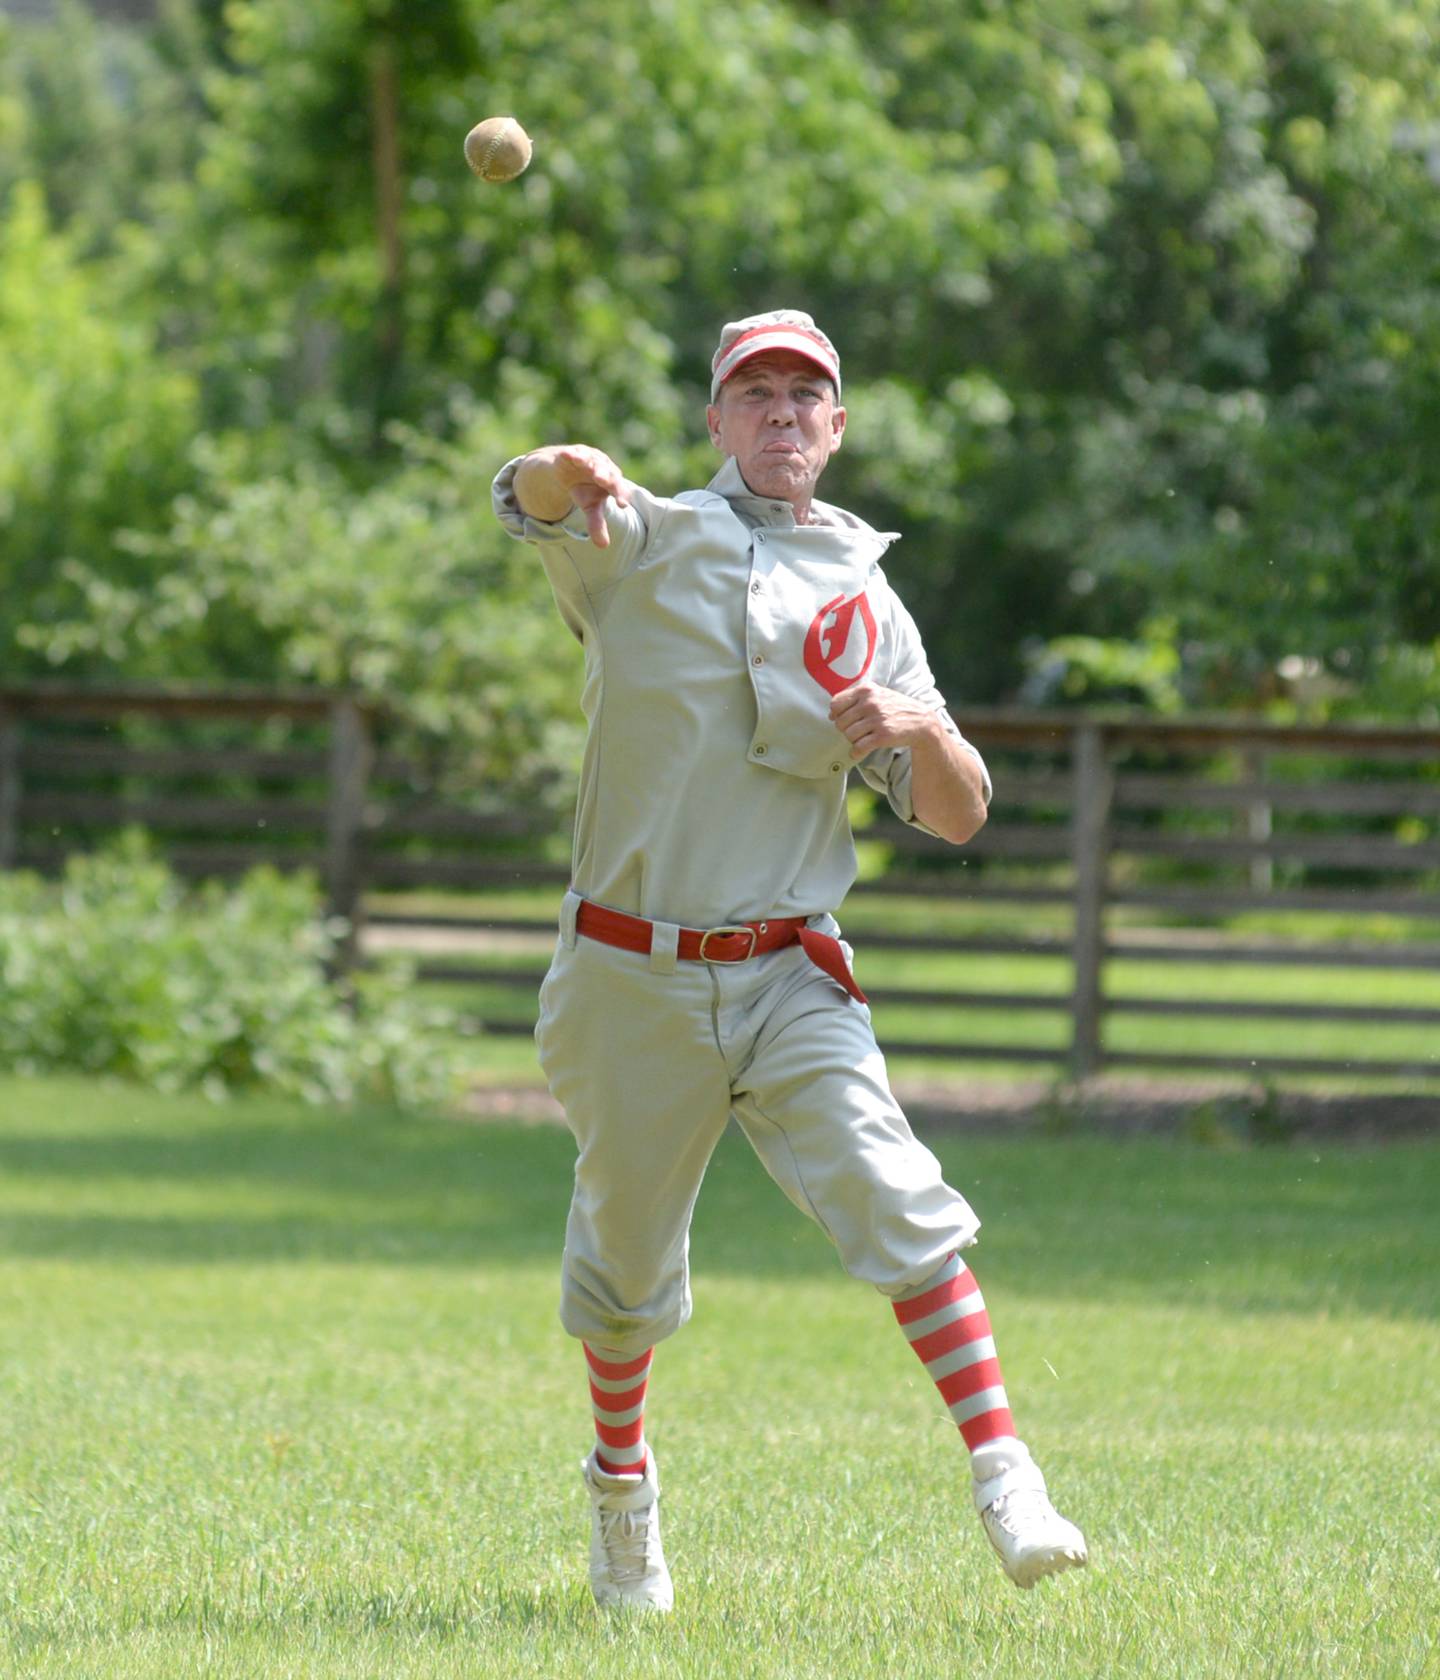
[706,350,846,507]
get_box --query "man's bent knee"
[559,1261,691,1356]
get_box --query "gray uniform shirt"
[492,453,990,927]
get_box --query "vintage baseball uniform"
[493,453,990,1355]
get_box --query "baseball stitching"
[483,120,517,181]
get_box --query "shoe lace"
[987,1487,1055,1539]
[597,1504,657,1582]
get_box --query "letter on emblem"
[803,591,878,695]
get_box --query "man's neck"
[734,463,816,523]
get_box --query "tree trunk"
[369,35,404,443]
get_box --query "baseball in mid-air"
[464,116,533,183]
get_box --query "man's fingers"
[829,682,919,757]
[584,500,611,548]
[830,685,881,731]
[842,725,881,760]
[828,680,880,722]
[836,712,880,756]
[557,448,623,493]
[554,448,630,542]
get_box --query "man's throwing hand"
[514,445,632,548]
[828,680,943,759]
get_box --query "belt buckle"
[698,924,759,963]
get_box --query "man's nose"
[767,393,798,423]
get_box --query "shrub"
[0,839,462,1108]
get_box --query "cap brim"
[712,332,840,398]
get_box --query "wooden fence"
[2,682,1438,1086]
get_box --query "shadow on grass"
[0,1111,575,1267]
[0,1089,1437,1319]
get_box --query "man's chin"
[743,458,814,501]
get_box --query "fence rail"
[2,683,1438,1087]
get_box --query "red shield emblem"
[803,591,877,696]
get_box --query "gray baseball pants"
[535,891,981,1357]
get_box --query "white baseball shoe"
[972,1438,1088,1589]
[581,1449,674,1612]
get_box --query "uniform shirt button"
[754,744,768,756]
[755,532,766,544]
[752,654,764,666]
[831,762,844,773]
[750,581,762,594]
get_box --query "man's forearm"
[908,722,988,845]
[826,681,989,844]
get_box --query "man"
[493,310,1086,1611]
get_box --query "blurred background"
[2,0,1439,1105]
[4,0,1439,763]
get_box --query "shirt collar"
[705,454,871,533]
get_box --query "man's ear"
[705,403,723,449]
[829,404,847,456]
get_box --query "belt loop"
[559,889,581,950]
[648,920,680,976]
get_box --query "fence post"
[0,706,19,871]
[1070,722,1114,1081]
[325,698,374,968]
[1242,746,1273,892]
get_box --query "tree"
[820,0,1440,709]
[7,0,1440,731]
[0,181,199,668]
[24,392,586,800]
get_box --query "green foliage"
[1020,622,1184,711]
[23,393,585,797]
[3,0,1440,734]
[0,181,200,669]
[824,0,1440,706]
[0,0,206,243]
[0,839,462,1107]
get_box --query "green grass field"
[1,1074,1437,1678]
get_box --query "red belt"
[574,899,868,1004]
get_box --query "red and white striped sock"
[584,1344,652,1478]
[892,1253,1017,1452]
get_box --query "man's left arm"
[829,681,988,845]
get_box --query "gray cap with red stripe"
[710,310,841,402]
